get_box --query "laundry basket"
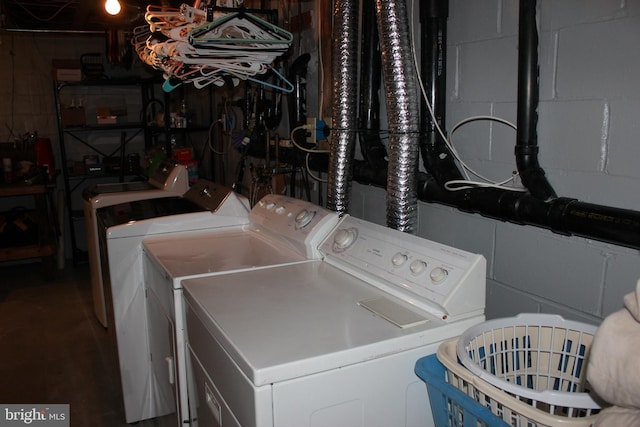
[455,314,602,424]
[433,339,601,426]
[415,353,509,427]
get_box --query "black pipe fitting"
[515,0,557,201]
[418,174,640,249]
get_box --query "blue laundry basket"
[415,353,509,427]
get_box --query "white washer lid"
[183,261,483,386]
[143,228,308,284]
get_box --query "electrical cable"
[409,0,526,193]
[446,115,526,191]
[305,153,327,183]
[289,124,330,154]
[208,120,226,155]
[13,0,75,22]
[289,123,329,183]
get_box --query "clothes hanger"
[141,4,292,93]
[188,10,292,47]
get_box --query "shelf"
[67,172,144,180]
[55,77,161,88]
[0,183,58,279]
[54,77,158,266]
[0,243,55,262]
[62,123,145,132]
[0,183,53,197]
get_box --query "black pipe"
[516,0,556,201]
[353,0,388,187]
[419,0,464,186]
[418,174,640,249]
[414,0,640,249]
[420,0,448,132]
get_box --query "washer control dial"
[295,209,315,228]
[333,228,357,250]
[430,267,448,283]
[391,252,408,267]
[410,260,428,275]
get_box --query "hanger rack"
[133,2,293,93]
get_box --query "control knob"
[295,209,315,228]
[333,228,357,250]
[430,267,448,283]
[410,260,428,275]
[391,252,408,267]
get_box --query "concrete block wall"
[0,33,152,254]
[350,0,640,325]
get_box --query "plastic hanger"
[188,10,292,47]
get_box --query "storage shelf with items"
[53,77,158,266]
[0,143,58,278]
[146,84,215,185]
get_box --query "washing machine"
[83,159,189,327]
[141,195,341,426]
[96,179,250,424]
[183,215,487,427]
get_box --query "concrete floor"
[0,261,172,427]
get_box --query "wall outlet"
[306,117,317,144]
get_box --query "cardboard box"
[52,59,82,82]
[61,107,86,127]
[97,116,118,125]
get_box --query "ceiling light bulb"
[105,0,122,15]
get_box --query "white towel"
[624,278,640,322]
[587,278,640,408]
[594,406,640,427]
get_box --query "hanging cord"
[409,0,525,192]
[289,123,330,184]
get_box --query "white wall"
[349,0,640,325]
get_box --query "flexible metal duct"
[327,0,359,214]
[375,0,421,232]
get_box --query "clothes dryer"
[141,195,341,426]
[83,159,189,327]
[183,215,487,427]
[96,179,250,424]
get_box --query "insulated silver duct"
[375,0,421,232]
[328,0,359,214]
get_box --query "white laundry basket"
[456,314,602,421]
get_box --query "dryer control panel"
[320,216,486,321]
[249,195,341,258]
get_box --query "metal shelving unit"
[53,77,158,266]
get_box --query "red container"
[35,137,55,177]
